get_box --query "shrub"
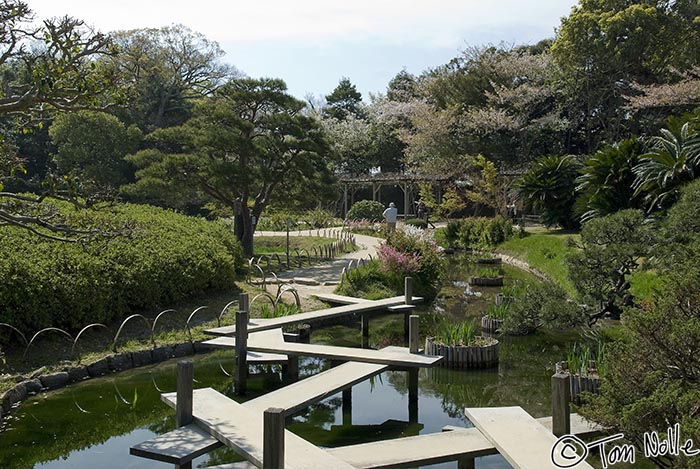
[256,210,296,231]
[0,202,243,333]
[405,218,428,229]
[335,260,398,300]
[377,245,421,277]
[502,282,585,335]
[346,200,386,221]
[300,208,338,229]
[444,216,515,249]
[384,226,445,298]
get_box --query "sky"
[26,1,579,100]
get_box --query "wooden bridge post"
[263,407,285,469]
[342,388,353,426]
[235,303,249,396]
[552,372,571,436]
[361,313,370,348]
[409,315,420,354]
[458,458,476,469]
[175,360,193,469]
[404,277,413,305]
[408,368,419,423]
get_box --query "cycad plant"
[517,154,580,229]
[633,121,700,211]
[576,138,644,223]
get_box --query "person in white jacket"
[383,202,398,233]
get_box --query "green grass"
[496,228,579,297]
[254,236,352,255]
[628,269,665,301]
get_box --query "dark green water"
[0,255,580,469]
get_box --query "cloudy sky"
[27,1,579,99]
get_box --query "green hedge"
[444,216,515,249]
[0,202,243,333]
[346,200,386,221]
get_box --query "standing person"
[416,200,426,220]
[383,202,398,233]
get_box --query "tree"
[0,1,126,242]
[575,137,644,222]
[126,77,333,256]
[49,111,141,188]
[324,77,365,121]
[109,25,234,131]
[551,0,700,152]
[581,249,700,468]
[632,118,700,212]
[566,209,654,324]
[386,69,418,102]
[516,154,581,229]
[0,1,119,121]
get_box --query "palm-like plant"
[576,138,644,223]
[632,122,700,211]
[517,154,580,229]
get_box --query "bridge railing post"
[263,407,285,469]
[175,361,193,469]
[551,371,571,436]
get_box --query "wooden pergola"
[339,172,450,220]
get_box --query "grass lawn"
[254,236,351,255]
[496,228,579,297]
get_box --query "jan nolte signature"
[550,424,700,468]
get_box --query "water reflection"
[1,253,577,469]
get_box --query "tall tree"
[126,77,333,255]
[49,111,142,188]
[551,0,700,152]
[324,77,365,121]
[109,24,234,130]
[0,0,125,241]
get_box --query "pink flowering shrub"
[377,244,421,276]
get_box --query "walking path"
[254,228,383,298]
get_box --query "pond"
[0,254,581,469]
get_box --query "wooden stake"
[263,407,285,469]
[551,372,571,436]
[235,310,249,395]
[176,361,194,469]
[409,315,420,354]
[404,277,413,305]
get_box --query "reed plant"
[477,267,501,278]
[486,303,510,320]
[566,341,607,377]
[435,319,478,346]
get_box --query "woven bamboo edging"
[480,316,503,333]
[425,337,499,369]
[556,361,601,404]
[495,293,513,306]
[469,276,504,287]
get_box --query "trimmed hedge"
[0,202,243,333]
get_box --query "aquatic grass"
[566,341,607,377]
[486,303,510,320]
[477,267,501,278]
[435,319,478,346]
[500,280,527,298]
